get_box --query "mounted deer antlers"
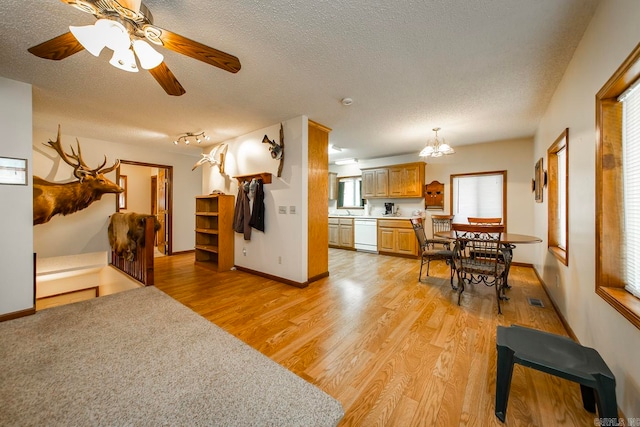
[33,125,123,225]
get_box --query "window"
[450,171,507,227]
[118,175,127,210]
[337,176,363,209]
[622,79,640,298]
[547,129,569,265]
[596,42,640,330]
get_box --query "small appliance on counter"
[384,203,395,216]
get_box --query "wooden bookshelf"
[195,194,235,271]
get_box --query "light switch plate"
[278,206,287,214]
[289,206,296,214]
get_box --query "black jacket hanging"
[249,179,265,232]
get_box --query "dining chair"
[430,214,454,244]
[467,217,502,225]
[451,223,507,313]
[410,217,455,285]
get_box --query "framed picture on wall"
[0,157,27,185]
[534,157,544,203]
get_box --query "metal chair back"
[410,217,427,249]
[431,214,454,240]
[451,223,507,313]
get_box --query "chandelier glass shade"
[419,127,455,158]
[173,131,211,145]
[69,19,164,73]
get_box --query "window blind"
[621,81,640,298]
[557,147,567,249]
[452,174,503,223]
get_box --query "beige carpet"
[0,286,344,426]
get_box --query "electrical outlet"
[289,206,296,214]
[278,256,282,264]
[555,274,560,288]
[242,248,247,256]
[278,206,287,214]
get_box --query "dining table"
[434,230,542,288]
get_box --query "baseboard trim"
[0,307,35,322]
[308,271,329,284]
[234,266,309,288]
[171,249,195,256]
[532,267,578,342]
[512,261,533,268]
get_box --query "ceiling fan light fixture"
[109,48,138,72]
[132,39,164,69]
[101,20,131,52]
[69,24,106,57]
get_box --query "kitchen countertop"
[329,215,416,220]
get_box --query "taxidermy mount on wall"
[262,123,284,177]
[192,143,228,174]
[33,125,123,225]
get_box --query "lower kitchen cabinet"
[377,219,418,257]
[329,217,354,249]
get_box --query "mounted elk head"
[192,143,228,174]
[33,126,123,225]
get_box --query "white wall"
[202,116,309,283]
[533,0,640,415]
[0,77,33,315]
[32,129,201,258]
[119,163,153,214]
[330,140,536,263]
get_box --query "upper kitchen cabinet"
[328,172,338,200]
[362,168,389,198]
[362,162,424,198]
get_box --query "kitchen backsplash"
[329,198,430,217]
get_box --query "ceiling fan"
[28,0,241,96]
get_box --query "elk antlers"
[45,125,120,181]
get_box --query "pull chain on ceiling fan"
[28,0,241,96]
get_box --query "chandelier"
[419,127,455,158]
[173,131,210,145]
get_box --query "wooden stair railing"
[110,216,155,286]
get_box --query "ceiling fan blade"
[28,32,84,60]
[148,62,186,96]
[149,27,241,73]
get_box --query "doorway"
[116,161,173,256]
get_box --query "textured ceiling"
[0,0,599,159]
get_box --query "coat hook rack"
[233,172,273,184]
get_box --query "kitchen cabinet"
[362,162,424,198]
[195,194,235,271]
[328,217,354,249]
[328,172,338,200]
[377,219,418,257]
[362,169,389,198]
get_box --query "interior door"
[156,169,168,255]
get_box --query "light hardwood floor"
[154,249,598,426]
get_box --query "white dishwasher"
[354,218,378,252]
